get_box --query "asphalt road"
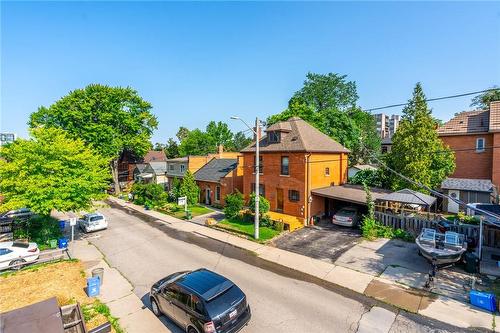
[86,204,467,333]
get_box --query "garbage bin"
[59,220,66,230]
[186,210,192,220]
[87,276,100,297]
[57,237,68,249]
[464,252,479,273]
[92,267,104,285]
[49,239,57,249]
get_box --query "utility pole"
[254,117,260,240]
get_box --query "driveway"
[272,220,362,263]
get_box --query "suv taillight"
[203,321,216,333]
[28,247,38,252]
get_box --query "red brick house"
[438,101,500,200]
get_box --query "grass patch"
[217,217,280,242]
[82,300,124,333]
[157,204,213,219]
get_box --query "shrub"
[248,193,270,217]
[131,183,168,207]
[224,191,244,219]
[260,214,272,228]
[179,171,199,205]
[457,211,480,225]
[272,220,285,232]
[13,216,63,249]
[361,217,413,241]
[168,177,181,202]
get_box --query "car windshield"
[337,209,356,216]
[204,285,244,317]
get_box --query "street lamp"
[231,116,261,240]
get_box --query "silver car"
[78,213,108,233]
[332,207,359,227]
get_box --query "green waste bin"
[464,252,479,274]
[186,210,192,220]
[49,239,58,249]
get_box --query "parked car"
[332,207,360,227]
[78,213,108,233]
[0,208,34,219]
[150,268,251,333]
[0,241,40,270]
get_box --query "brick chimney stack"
[218,144,224,158]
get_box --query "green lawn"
[216,218,280,242]
[159,204,213,220]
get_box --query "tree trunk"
[111,159,121,194]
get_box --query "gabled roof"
[437,110,490,135]
[146,161,167,175]
[167,157,188,163]
[241,117,349,153]
[441,178,495,193]
[134,163,148,173]
[194,158,237,183]
[144,150,167,163]
[378,189,436,207]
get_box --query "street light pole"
[230,116,261,240]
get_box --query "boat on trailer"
[416,228,467,266]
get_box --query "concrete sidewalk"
[109,197,498,331]
[68,239,169,333]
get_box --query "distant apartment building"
[0,133,16,146]
[374,113,400,139]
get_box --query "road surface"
[86,204,465,333]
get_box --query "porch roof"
[311,184,391,205]
[377,189,436,207]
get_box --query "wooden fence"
[374,211,500,248]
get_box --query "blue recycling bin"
[87,276,100,297]
[470,290,496,312]
[59,220,66,231]
[57,237,68,249]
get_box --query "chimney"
[218,144,224,158]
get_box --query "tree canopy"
[0,127,109,215]
[386,83,455,192]
[470,87,500,110]
[267,72,380,165]
[179,171,199,205]
[29,84,158,193]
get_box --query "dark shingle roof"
[194,158,237,182]
[312,185,391,205]
[241,117,349,153]
[441,178,495,192]
[437,110,489,135]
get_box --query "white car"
[0,241,40,270]
[0,208,34,219]
[78,213,108,233]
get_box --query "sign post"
[69,218,77,242]
[178,196,187,212]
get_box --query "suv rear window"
[204,285,244,317]
[90,216,103,222]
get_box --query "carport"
[311,184,391,218]
[376,188,437,214]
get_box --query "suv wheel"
[151,299,160,317]
[188,327,198,333]
[9,259,26,270]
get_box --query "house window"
[251,183,265,197]
[288,190,300,202]
[180,164,186,172]
[253,155,263,174]
[169,164,174,171]
[325,167,330,176]
[216,186,221,201]
[476,138,485,152]
[268,131,280,143]
[281,156,289,175]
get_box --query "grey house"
[441,178,497,213]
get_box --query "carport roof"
[377,189,436,207]
[312,184,391,205]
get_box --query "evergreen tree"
[179,171,199,205]
[386,83,455,192]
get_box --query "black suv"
[150,269,251,333]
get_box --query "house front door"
[206,188,211,205]
[277,188,284,212]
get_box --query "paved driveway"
[272,220,362,263]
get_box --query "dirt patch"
[0,260,108,331]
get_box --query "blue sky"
[1,1,499,143]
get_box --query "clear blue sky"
[2,1,499,143]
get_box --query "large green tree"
[29,84,158,193]
[179,171,199,205]
[178,129,213,156]
[267,72,380,165]
[0,128,109,215]
[470,87,500,109]
[206,121,234,151]
[386,83,455,192]
[232,131,253,151]
[165,138,180,159]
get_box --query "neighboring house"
[166,148,241,188]
[381,137,393,154]
[194,158,243,206]
[241,117,350,229]
[441,178,497,213]
[348,164,378,179]
[438,100,500,193]
[144,150,167,163]
[132,164,148,181]
[118,150,143,184]
[0,132,16,146]
[140,161,168,187]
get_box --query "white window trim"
[476,138,485,152]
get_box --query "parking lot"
[272,219,362,263]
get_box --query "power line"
[364,88,498,112]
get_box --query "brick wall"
[440,133,494,180]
